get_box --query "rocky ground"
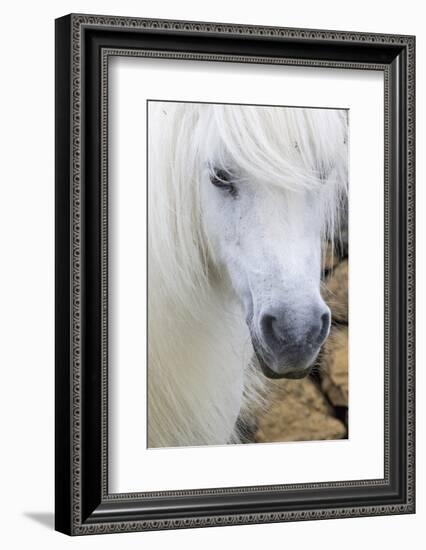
[254,242,349,443]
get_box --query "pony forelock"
[149,101,348,308]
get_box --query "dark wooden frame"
[55,13,415,535]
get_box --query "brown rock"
[321,326,349,407]
[322,259,348,324]
[255,377,346,443]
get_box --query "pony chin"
[253,349,315,380]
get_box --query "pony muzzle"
[252,302,331,379]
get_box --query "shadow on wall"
[23,512,54,530]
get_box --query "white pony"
[148,101,348,448]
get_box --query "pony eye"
[210,169,231,187]
[209,169,237,196]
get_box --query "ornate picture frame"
[55,13,415,535]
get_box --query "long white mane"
[148,102,348,447]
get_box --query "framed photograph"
[55,14,415,535]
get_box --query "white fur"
[147,102,348,447]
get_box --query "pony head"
[149,102,348,381]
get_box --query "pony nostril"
[260,314,281,347]
[317,311,331,345]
